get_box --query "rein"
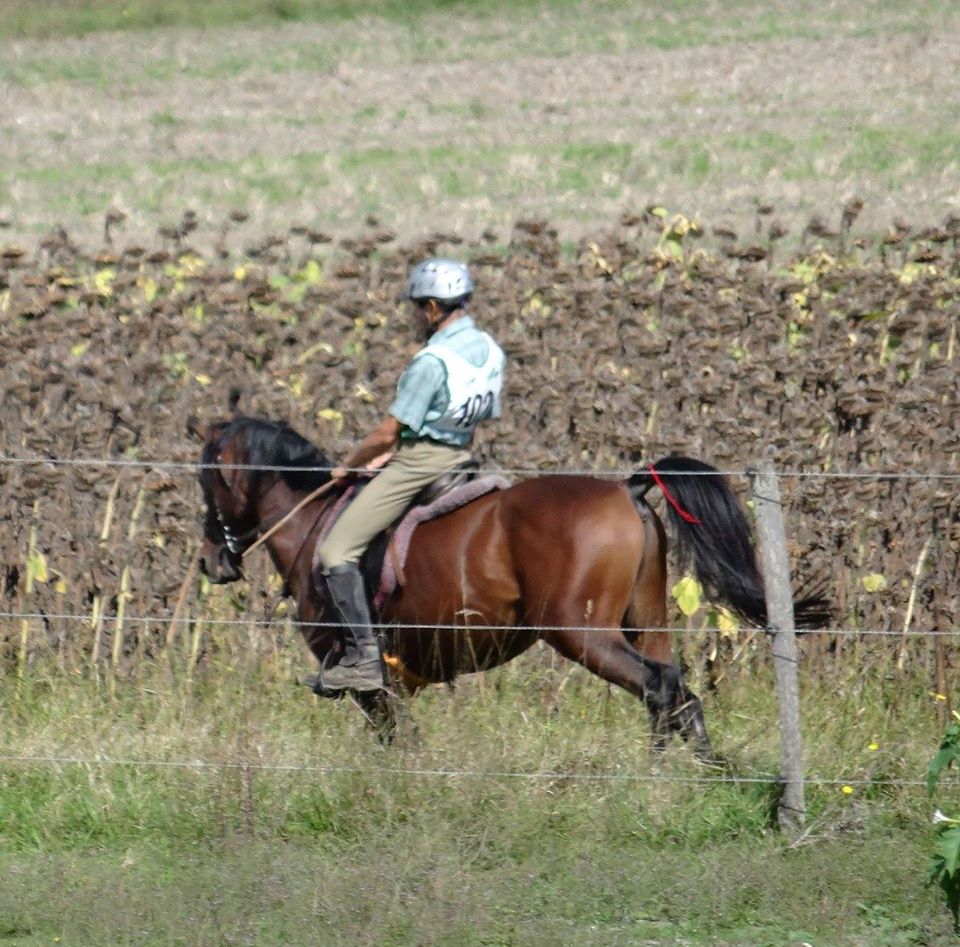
[241,478,340,559]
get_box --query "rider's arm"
[333,416,403,478]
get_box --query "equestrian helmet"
[405,258,474,304]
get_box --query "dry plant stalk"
[188,617,205,684]
[897,534,933,670]
[245,554,264,660]
[164,544,198,650]
[110,483,146,697]
[90,474,123,678]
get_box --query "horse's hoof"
[693,746,728,770]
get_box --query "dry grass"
[1,1,959,249]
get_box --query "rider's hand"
[330,465,348,480]
[366,450,395,471]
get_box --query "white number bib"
[413,333,504,438]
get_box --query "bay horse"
[193,415,825,755]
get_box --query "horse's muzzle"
[198,541,244,584]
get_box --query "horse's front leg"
[350,689,399,745]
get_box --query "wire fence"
[1,452,956,798]
[0,609,957,637]
[5,450,953,633]
[0,752,946,789]
[2,453,959,480]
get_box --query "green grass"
[9,112,957,238]
[844,125,960,176]
[0,833,950,945]
[2,0,957,46]
[0,42,335,85]
[0,139,632,225]
[0,0,555,38]
[0,652,957,943]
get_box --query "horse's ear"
[190,418,229,445]
[186,416,208,442]
[228,387,242,416]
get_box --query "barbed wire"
[0,609,956,637]
[1,453,958,481]
[0,752,943,788]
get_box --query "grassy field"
[0,0,949,41]
[0,834,946,945]
[1,648,957,945]
[2,0,959,248]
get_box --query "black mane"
[208,416,333,493]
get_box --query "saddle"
[411,458,480,507]
[311,460,510,611]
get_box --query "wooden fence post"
[748,462,805,834]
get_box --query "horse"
[192,415,827,755]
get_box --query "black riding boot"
[320,563,386,693]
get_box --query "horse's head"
[192,418,257,583]
[189,415,334,584]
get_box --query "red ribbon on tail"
[648,464,702,525]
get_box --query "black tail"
[629,456,828,630]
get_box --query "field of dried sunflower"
[1,207,958,681]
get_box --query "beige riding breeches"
[315,438,471,570]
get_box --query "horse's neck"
[258,478,338,600]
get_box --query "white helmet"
[405,258,474,304]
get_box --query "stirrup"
[299,670,345,700]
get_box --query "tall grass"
[0,644,947,850]
[0,648,954,943]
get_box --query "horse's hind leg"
[669,682,713,760]
[622,628,712,758]
[623,540,714,759]
[544,627,682,739]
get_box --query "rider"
[315,258,506,693]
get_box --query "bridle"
[213,503,259,557]
[208,463,285,558]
